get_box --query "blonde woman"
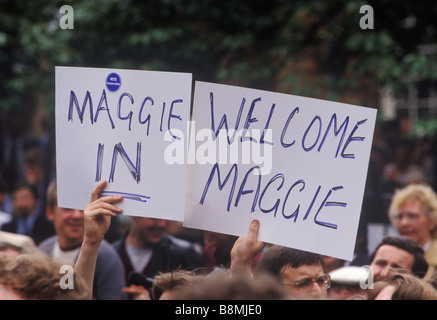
[389,184,437,279]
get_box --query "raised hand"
[83,180,123,245]
[230,219,266,278]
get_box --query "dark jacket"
[112,232,204,281]
[1,211,55,245]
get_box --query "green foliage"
[0,0,436,115]
[411,118,437,138]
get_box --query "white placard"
[55,66,192,221]
[183,81,377,260]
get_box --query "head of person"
[23,148,46,185]
[369,236,428,281]
[0,252,86,300]
[129,217,169,247]
[389,184,437,247]
[0,243,23,258]
[12,182,38,218]
[151,270,204,300]
[171,270,289,300]
[368,272,437,300]
[46,181,84,248]
[256,245,330,299]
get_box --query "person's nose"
[310,281,324,299]
[399,216,409,226]
[71,209,84,219]
[396,214,411,228]
[380,267,393,280]
[154,219,167,228]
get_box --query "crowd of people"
[1,110,437,300]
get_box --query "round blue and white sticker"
[106,73,121,92]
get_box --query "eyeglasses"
[283,274,331,291]
[392,211,423,223]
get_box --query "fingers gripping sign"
[84,180,123,244]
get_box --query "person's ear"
[46,206,55,221]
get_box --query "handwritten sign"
[55,66,192,221]
[183,81,377,260]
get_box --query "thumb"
[247,219,260,241]
[91,180,108,202]
[248,219,266,251]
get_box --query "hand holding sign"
[230,219,266,278]
[76,180,123,299]
[83,180,123,245]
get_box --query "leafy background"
[1,0,436,132]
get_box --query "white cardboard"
[184,81,377,260]
[55,66,192,221]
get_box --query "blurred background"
[1,0,437,254]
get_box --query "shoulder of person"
[163,234,196,250]
[110,231,127,251]
[426,239,437,263]
[98,239,123,257]
[37,235,58,253]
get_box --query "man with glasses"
[256,245,330,299]
[230,219,330,299]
